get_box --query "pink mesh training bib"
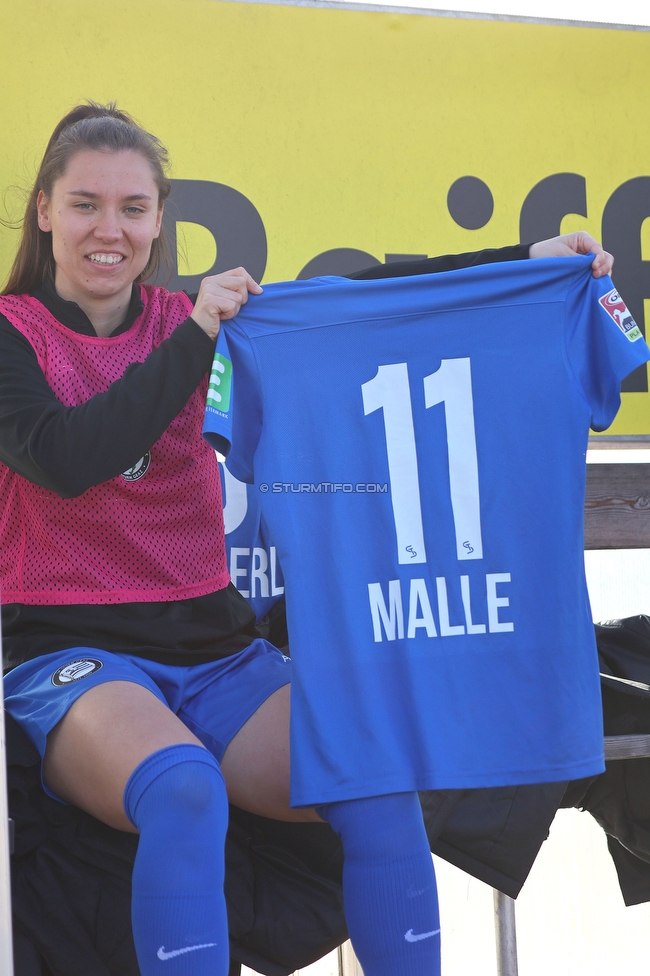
[0,286,229,605]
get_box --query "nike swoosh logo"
[404,928,441,943]
[157,943,218,961]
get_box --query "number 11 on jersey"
[362,358,483,564]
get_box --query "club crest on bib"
[598,288,643,341]
[122,452,151,482]
[51,659,104,686]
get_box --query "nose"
[93,207,122,242]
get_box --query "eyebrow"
[65,190,153,202]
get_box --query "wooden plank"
[585,464,650,549]
[588,438,650,450]
[604,734,650,761]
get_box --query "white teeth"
[88,253,123,265]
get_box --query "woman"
[0,102,612,976]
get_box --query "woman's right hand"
[191,268,263,340]
[529,233,613,278]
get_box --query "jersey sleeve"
[202,324,262,483]
[564,270,650,431]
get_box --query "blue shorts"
[4,640,291,798]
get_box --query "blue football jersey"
[204,256,650,807]
[217,456,285,620]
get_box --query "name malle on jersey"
[361,356,513,643]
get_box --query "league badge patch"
[599,288,643,341]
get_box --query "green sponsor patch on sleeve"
[207,352,233,412]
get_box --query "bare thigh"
[44,680,320,830]
[43,680,202,832]
[220,683,321,823]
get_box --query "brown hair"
[2,101,172,295]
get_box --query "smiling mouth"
[87,253,125,265]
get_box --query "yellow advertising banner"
[1,0,649,432]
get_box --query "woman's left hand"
[191,268,263,340]
[529,232,613,278]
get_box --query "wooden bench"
[584,441,650,549]
[494,438,650,976]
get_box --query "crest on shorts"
[51,658,104,686]
[122,452,151,482]
[598,288,643,341]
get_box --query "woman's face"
[37,149,163,309]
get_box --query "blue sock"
[123,744,230,976]
[318,792,440,976]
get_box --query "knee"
[124,744,227,831]
[160,761,225,816]
[126,746,229,895]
